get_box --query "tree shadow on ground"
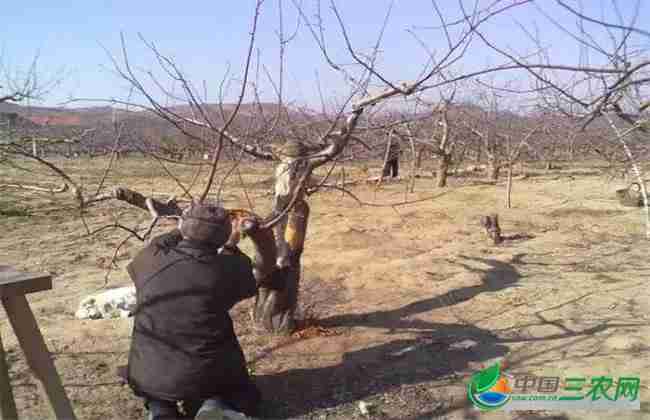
[255,257,519,418]
[318,255,520,332]
[255,324,508,419]
[255,255,647,418]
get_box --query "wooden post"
[0,332,18,420]
[378,132,393,185]
[3,295,77,420]
[505,162,513,209]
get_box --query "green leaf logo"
[468,362,510,411]
[474,362,501,393]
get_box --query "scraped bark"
[252,143,312,334]
[252,200,309,334]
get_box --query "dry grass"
[0,157,648,420]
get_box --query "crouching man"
[124,201,261,419]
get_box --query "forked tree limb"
[98,186,278,282]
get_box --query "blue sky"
[2,0,648,109]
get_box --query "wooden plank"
[0,332,18,420]
[3,296,76,420]
[0,266,52,298]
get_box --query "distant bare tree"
[0,52,63,104]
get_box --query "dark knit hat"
[179,201,232,247]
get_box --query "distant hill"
[0,102,120,127]
[0,101,320,154]
[5,100,606,160]
[0,102,304,128]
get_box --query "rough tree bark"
[253,140,311,334]
[436,154,451,188]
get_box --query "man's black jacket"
[125,229,257,403]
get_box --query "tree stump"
[480,214,502,245]
[616,182,643,207]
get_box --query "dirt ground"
[1,158,648,420]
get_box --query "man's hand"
[219,244,242,255]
